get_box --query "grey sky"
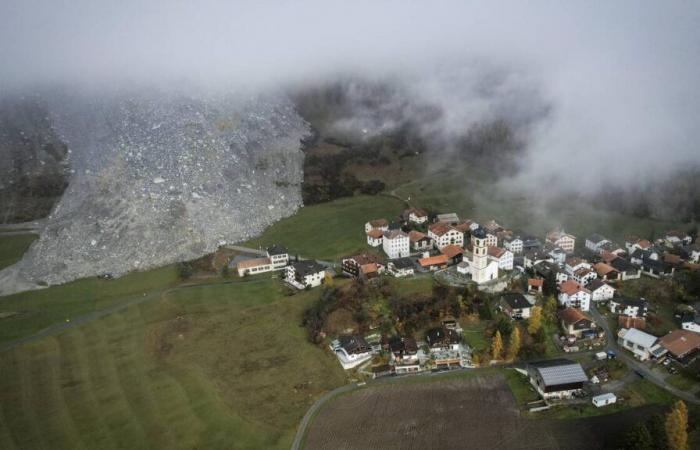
[1,1,699,188]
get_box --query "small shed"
[592,393,617,407]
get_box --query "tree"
[543,296,557,321]
[528,306,542,335]
[323,272,334,286]
[221,264,230,278]
[619,423,653,450]
[507,327,521,360]
[492,330,503,360]
[665,400,689,450]
[177,261,193,280]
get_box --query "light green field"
[245,194,405,261]
[0,279,346,449]
[0,234,38,270]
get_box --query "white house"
[585,234,611,254]
[408,230,432,251]
[366,229,383,247]
[485,232,498,248]
[333,335,372,370]
[625,236,652,254]
[587,279,616,302]
[548,247,567,265]
[388,258,415,277]
[382,230,410,259]
[609,297,648,317]
[404,207,428,224]
[266,245,289,269]
[664,230,692,248]
[364,218,389,233]
[688,245,700,263]
[499,293,532,320]
[488,246,513,270]
[504,236,524,254]
[236,257,273,277]
[428,222,463,250]
[558,280,592,311]
[546,229,576,253]
[618,328,665,361]
[285,260,326,289]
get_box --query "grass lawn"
[244,195,405,262]
[386,275,433,297]
[460,318,490,353]
[0,233,38,270]
[0,278,346,450]
[503,369,539,406]
[666,373,697,391]
[0,265,179,344]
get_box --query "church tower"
[471,227,488,283]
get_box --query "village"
[231,206,700,413]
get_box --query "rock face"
[0,88,308,294]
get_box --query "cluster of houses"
[231,245,329,290]
[330,319,472,374]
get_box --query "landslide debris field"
[304,373,662,450]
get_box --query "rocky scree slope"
[0,89,308,295]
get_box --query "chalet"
[498,293,532,320]
[419,254,449,271]
[609,257,641,280]
[285,260,326,289]
[609,297,647,317]
[585,234,611,253]
[408,230,433,251]
[428,222,464,249]
[441,244,464,265]
[660,329,700,362]
[558,280,592,311]
[388,257,415,277]
[341,253,386,278]
[664,230,692,248]
[266,245,289,269]
[533,260,569,284]
[488,246,514,270]
[594,262,620,282]
[382,230,410,259]
[558,307,597,339]
[334,335,372,369]
[528,278,544,294]
[236,257,273,277]
[425,327,461,351]
[587,279,616,302]
[618,328,666,361]
[546,229,576,253]
[640,257,675,278]
[366,229,383,247]
[503,235,524,254]
[527,359,588,399]
[364,218,389,233]
[625,236,652,254]
[436,213,460,225]
[403,207,428,224]
[388,336,419,362]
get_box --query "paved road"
[589,305,699,405]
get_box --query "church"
[457,227,499,283]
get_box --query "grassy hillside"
[0,234,38,270]
[245,194,405,261]
[0,278,346,449]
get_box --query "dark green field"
[0,234,38,270]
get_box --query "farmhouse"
[488,246,513,270]
[585,234,611,253]
[659,329,700,362]
[366,229,384,247]
[441,244,465,265]
[618,328,665,361]
[609,297,648,317]
[425,327,461,351]
[334,335,373,370]
[408,230,433,251]
[498,293,532,320]
[342,253,385,278]
[266,244,289,269]
[419,254,449,271]
[503,235,524,254]
[546,229,576,253]
[365,218,389,233]
[527,359,588,400]
[609,257,642,280]
[594,262,620,281]
[558,307,597,339]
[388,257,415,277]
[587,279,616,302]
[383,229,410,259]
[558,280,592,311]
[285,260,326,289]
[236,257,273,277]
[428,222,464,249]
[403,207,428,224]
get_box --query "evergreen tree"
[619,423,653,450]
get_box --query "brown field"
[304,373,663,450]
